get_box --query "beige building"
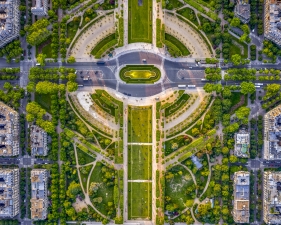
[0,168,19,218]
[233,171,250,223]
[263,171,281,224]
[0,102,19,156]
[264,0,281,46]
[264,105,281,160]
[30,169,48,220]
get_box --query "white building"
[0,0,20,48]
[0,168,19,218]
[30,125,48,156]
[31,0,48,16]
[30,169,48,220]
[233,171,250,223]
[0,102,19,156]
[234,130,250,158]
[264,105,281,160]
[263,171,281,224]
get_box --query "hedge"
[156,19,162,48]
[95,39,117,59]
[118,18,124,47]
[91,33,116,56]
[165,33,190,56]
[165,93,190,117]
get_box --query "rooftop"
[233,171,250,223]
[0,168,19,218]
[234,130,250,158]
[0,102,19,156]
[234,0,251,23]
[30,125,48,156]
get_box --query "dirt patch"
[72,197,88,212]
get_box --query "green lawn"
[229,35,248,59]
[177,8,199,26]
[128,182,152,219]
[128,145,152,180]
[128,106,152,143]
[165,93,190,117]
[35,93,51,111]
[120,65,161,83]
[89,162,115,217]
[77,147,95,165]
[128,0,152,43]
[166,0,184,9]
[165,165,195,211]
[164,135,192,156]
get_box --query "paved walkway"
[128,180,153,182]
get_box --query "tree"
[222,146,229,155]
[231,54,242,65]
[36,53,46,66]
[3,82,12,91]
[192,128,200,137]
[26,82,35,93]
[240,82,256,95]
[203,83,216,93]
[67,56,76,63]
[229,155,238,163]
[230,17,241,27]
[36,81,58,94]
[264,83,280,100]
[235,106,250,124]
[67,73,77,81]
[67,81,78,92]
[66,181,81,199]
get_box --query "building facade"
[30,125,48,156]
[233,171,250,223]
[0,102,19,156]
[31,0,48,16]
[263,171,281,224]
[30,169,48,220]
[0,0,20,48]
[264,105,281,160]
[264,0,281,46]
[0,168,19,218]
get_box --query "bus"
[97,61,105,65]
[255,83,263,86]
[188,85,196,88]
[178,85,186,88]
[78,84,84,87]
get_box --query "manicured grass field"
[165,165,195,210]
[128,0,152,43]
[120,65,161,83]
[229,35,248,59]
[128,106,152,143]
[128,145,152,180]
[128,182,152,219]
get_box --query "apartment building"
[234,130,250,158]
[0,0,20,48]
[264,105,281,160]
[0,102,19,156]
[30,125,48,156]
[263,171,281,224]
[30,169,48,220]
[264,0,281,46]
[0,168,19,218]
[233,171,250,223]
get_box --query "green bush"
[165,33,190,56]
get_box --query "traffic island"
[119,65,161,84]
